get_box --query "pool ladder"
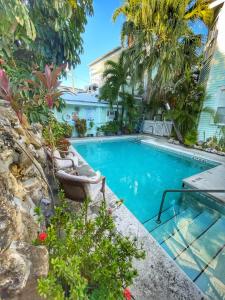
[156,188,225,224]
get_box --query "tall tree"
[0,0,36,59]
[99,55,128,128]
[0,0,93,69]
[26,0,93,68]
[113,0,213,142]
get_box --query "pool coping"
[70,142,208,300]
[69,134,140,143]
[141,139,225,204]
[70,134,225,164]
[141,139,222,165]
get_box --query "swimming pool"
[74,138,215,223]
[74,138,225,299]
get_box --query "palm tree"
[99,55,128,128]
[113,0,213,142]
[113,0,213,29]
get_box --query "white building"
[55,92,120,137]
[89,46,122,88]
[198,0,225,141]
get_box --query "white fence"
[142,120,173,137]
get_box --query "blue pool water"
[75,139,225,299]
[74,139,214,223]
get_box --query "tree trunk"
[115,99,119,121]
[131,84,134,97]
[171,120,183,143]
[165,102,183,143]
[121,104,125,131]
[144,72,153,103]
[120,85,126,130]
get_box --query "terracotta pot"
[57,139,70,151]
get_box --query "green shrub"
[123,123,135,134]
[184,129,198,146]
[26,105,51,124]
[218,137,225,152]
[37,197,145,299]
[75,118,87,137]
[202,136,225,152]
[43,118,71,148]
[89,120,94,130]
[202,136,218,149]
[61,122,73,138]
[100,121,119,135]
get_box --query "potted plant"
[75,118,87,137]
[61,122,73,138]
[89,119,94,130]
[57,138,70,152]
[96,127,104,137]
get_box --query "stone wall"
[0,106,49,299]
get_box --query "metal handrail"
[156,189,225,224]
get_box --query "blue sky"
[63,0,124,89]
[63,1,208,89]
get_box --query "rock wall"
[0,106,49,299]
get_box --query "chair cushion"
[57,170,101,183]
[77,165,96,177]
[66,153,79,167]
[53,150,61,159]
[55,158,74,169]
[56,170,102,201]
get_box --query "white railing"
[142,120,173,137]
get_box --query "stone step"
[161,209,219,259]
[174,217,225,281]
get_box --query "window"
[107,110,116,120]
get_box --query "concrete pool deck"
[71,135,225,299]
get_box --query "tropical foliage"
[0,0,36,59]
[113,0,213,142]
[164,71,205,143]
[0,2,147,300]
[0,63,70,125]
[75,117,87,137]
[0,0,93,69]
[99,55,128,124]
[202,135,225,152]
[28,64,67,109]
[0,68,26,122]
[99,121,120,135]
[43,117,73,149]
[0,0,93,127]
[37,196,145,299]
[99,54,143,131]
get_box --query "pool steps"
[143,196,225,300]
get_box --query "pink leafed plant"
[31,64,70,109]
[0,68,23,122]
[0,69,13,102]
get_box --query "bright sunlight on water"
[74,139,215,223]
